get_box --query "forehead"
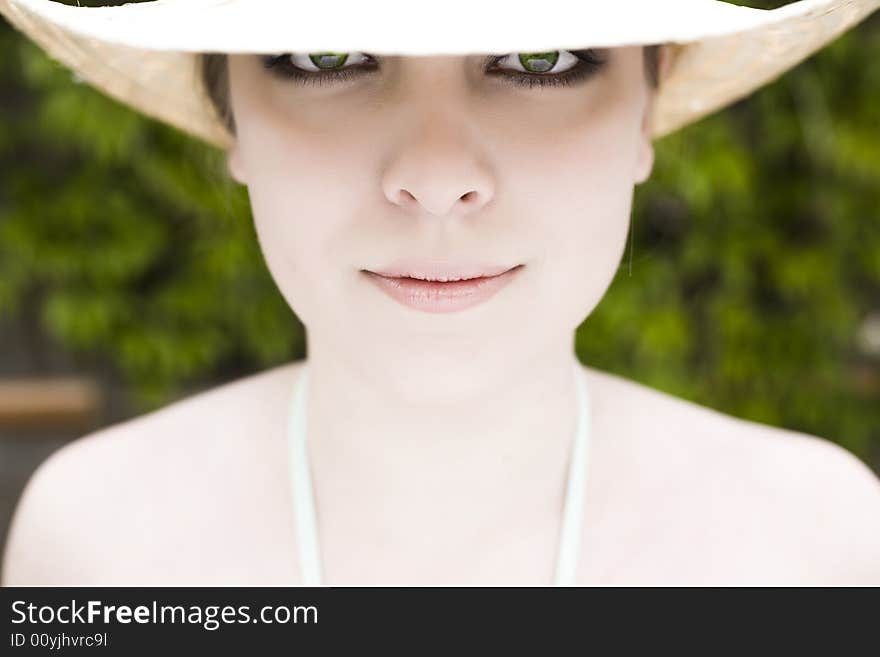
[227,45,645,67]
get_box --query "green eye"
[518,52,559,73]
[307,52,350,70]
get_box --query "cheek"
[498,83,643,328]
[233,88,376,327]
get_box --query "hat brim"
[1,0,877,148]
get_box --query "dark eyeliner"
[486,49,609,88]
[260,53,378,86]
[260,49,608,88]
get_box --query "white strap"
[288,358,592,586]
[553,359,592,586]
[288,365,323,586]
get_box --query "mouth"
[360,264,525,314]
[364,261,518,282]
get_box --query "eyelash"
[259,50,608,89]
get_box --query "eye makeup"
[260,52,379,87]
[487,49,609,89]
[259,49,609,89]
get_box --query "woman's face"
[226,47,658,400]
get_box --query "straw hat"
[0,0,877,150]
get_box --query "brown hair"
[198,45,664,139]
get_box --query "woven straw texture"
[0,0,877,149]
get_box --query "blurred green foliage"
[584,1,880,468]
[0,2,877,470]
[0,3,306,406]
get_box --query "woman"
[1,0,879,586]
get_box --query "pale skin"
[3,46,880,585]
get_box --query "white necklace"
[287,359,592,586]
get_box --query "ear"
[226,139,248,185]
[634,44,672,186]
[633,94,656,186]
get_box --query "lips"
[361,263,524,314]
[365,259,516,282]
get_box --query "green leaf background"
[1,1,877,472]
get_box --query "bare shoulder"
[1,360,305,585]
[581,364,880,585]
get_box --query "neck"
[300,334,583,502]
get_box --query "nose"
[381,110,496,219]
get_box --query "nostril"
[399,190,417,206]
